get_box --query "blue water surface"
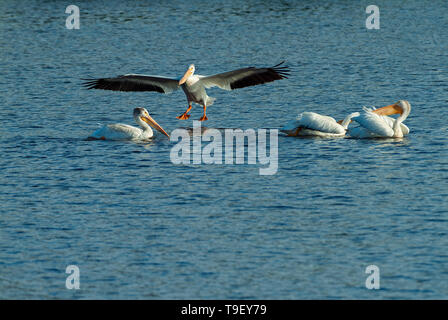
[0,0,447,299]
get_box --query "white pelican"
[88,107,169,141]
[83,62,289,121]
[348,100,411,138]
[281,111,360,137]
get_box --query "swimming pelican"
[82,62,289,121]
[281,111,360,137]
[348,100,411,138]
[88,107,169,141]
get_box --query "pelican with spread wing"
[83,62,289,121]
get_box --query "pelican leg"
[176,104,192,120]
[198,104,208,121]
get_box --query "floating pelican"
[281,101,410,138]
[88,107,169,141]
[281,111,360,137]
[83,62,289,121]
[348,100,411,138]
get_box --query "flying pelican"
[281,111,361,137]
[88,107,169,141]
[348,100,411,138]
[82,62,290,121]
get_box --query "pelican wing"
[361,106,409,135]
[90,124,141,140]
[82,74,180,94]
[198,62,290,91]
[352,112,395,137]
[297,112,346,134]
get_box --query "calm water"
[1,0,447,299]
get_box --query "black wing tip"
[81,78,100,89]
[272,61,286,68]
[229,61,291,89]
[80,76,166,93]
[270,61,290,79]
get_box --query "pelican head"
[133,107,170,137]
[179,64,195,85]
[396,100,411,117]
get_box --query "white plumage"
[83,62,289,121]
[88,107,169,141]
[348,101,411,138]
[281,112,360,137]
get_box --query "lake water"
[0,0,447,299]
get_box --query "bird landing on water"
[83,62,290,121]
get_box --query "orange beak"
[336,102,402,124]
[372,103,403,116]
[141,115,170,137]
[179,68,193,85]
[286,127,302,136]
